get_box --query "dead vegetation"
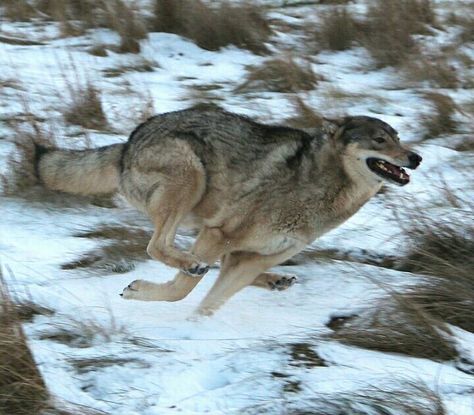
[285,96,323,129]
[70,357,149,374]
[315,7,358,51]
[403,56,459,89]
[39,315,126,348]
[237,57,320,93]
[0,117,116,208]
[288,342,327,368]
[186,83,225,105]
[0,120,56,196]
[61,224,152,274]
[63,83,108,130]
[283,381,447,415]
[104,0,148,53]
[102,60,156,78]
[421,92,458,139]
[396,189,474,332]
[0,0,36,21]
[0,270,98,415]
[0,274,50,414]
[361,0,436,67]
[152,0,271,54]
[329,295,458,361]
[2,0,147,52]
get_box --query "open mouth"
[366,158,410,186]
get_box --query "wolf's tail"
[35,143,124,195]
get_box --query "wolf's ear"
[323,117,346,142]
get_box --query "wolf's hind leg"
[145,164,207,276]
[251,272,298,291]
[121,227,227,301]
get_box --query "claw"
[183,263,210,277]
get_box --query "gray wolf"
[35,104,422,315]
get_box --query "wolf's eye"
[374,137,385,144]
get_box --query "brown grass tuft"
[0,114,116,208]
[63,83,108,130]
[0,121,56,195]
[421,92,457,139]
[39,315,126,348]
[237,57,320,93]
[397,189,474,332]
[362,0,436,67]
[0,273,50,414]
[152,0,271,54]
[288,342,327,368]
[102,60,156,78]
[104,0,148,54]
[316,7,358,51]
[0,0,36,21]
[330,295,458,361]
[61,224,152,274]
[36,0,147,51]
[285,96,324,129]
[285,381,447,415]
[404,56,459,89]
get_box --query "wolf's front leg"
[121,274,198,302]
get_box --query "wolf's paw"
[120,279,149,299]
[268,274,298,291]
[182,262,210,277]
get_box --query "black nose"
[408,152,422,169]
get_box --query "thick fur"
[35,104,421,315]
[38,144,123,194]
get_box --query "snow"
[1,1,473,414]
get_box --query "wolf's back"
[36,143,124,195]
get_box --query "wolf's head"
[326,116,422,186]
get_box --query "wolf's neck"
[310,144,381,213]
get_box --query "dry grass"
[70,357,149,374]
[315,7,358,51]
[285,381,447,415]
[288,342,327,368]
[87,44,109,57]
[330,295,458,361]
[63,83,108,130]
[421,92,458,139]
[454,136,474,152]
[0,115,116,207]
[39,315,126,348]
[152,0,271,54]
[0,273,49,414]
[186,83,225,105]
[5,0,148,52]
[361,0,436,67]
[285,96,323,129]
[61,224,152,274]
[237,57,320,93]
[447,5,474,44]
[397,188,474,332]
[0,0,35,21]
[403,56,459,89]
[103,0,148,53]
[0,120,56,195]
[102,60,156,78]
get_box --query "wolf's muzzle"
[408,152,422,169]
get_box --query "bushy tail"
[35,143,124,195]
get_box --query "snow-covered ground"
[1,1,473,414]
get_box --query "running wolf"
[35,104,422,315]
